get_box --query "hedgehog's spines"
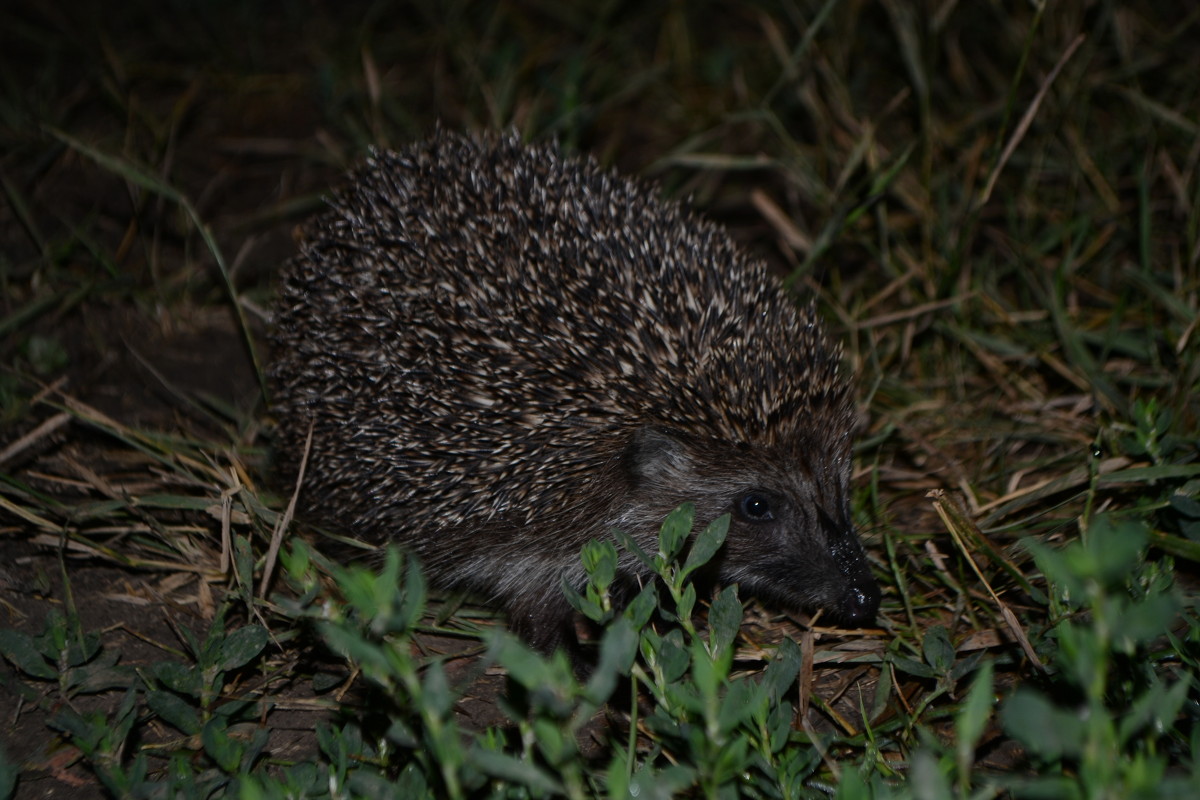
[270,130,877,649]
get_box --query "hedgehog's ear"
[626,425,695,486]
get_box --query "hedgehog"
[270,130,880,653]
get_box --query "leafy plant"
[999,515,1195,799]
[250,503,821,799]
[0,606,271,797]
[0,608,131,700]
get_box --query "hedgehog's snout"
[837,579,881,626]
[822,516,880,626]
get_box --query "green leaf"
[493,633,554,690]
[40,609,68,656]
[921,626,955,674]
[871,658,893,721]
[390,764,432,798]
[691,640,722,702]
[202,719,244,773]
[0,742,19,800]
[957,661,994,771]
[386,718,419,749]
[233,533,255,600]
[625,763,697,799]
[762,637,802,701]
[470,748,564,794]
[658,503,695,564]
[312,671,344,693]
[0,629,57,680]
[605,755,630,800]
[146,689,202,735]
[581,539,618,586]
[1085,515,1149,587]
[1112,592,1179,652]
[890,654,936,679]
[1000,688,1084,762]
[585,617,638,704]
[1056,621,1104,693]
[218,625,269,672]
[612,529,656,572]
[1099,463,1200,484]
[623,584,658,630]
[707,585,742,654]
[1004,776,1083,800]
[833,765,869,800]
[47,709,106,753]
[64,630,101,668]
[397,553,427,631]
[681,513,730,579]
[419,662,455,717]
[1117,676,1190,747]
[766,701,792,755]
[153,661,202,698]
[949,649,985,683]
[909,748,953,800]
[214,698,257,720]
[663,681,701,717]
[657,630,690,683]
[710,735,751,785]
[111,687,141,745]
[280,540,313,582]
[1024,538,1085,602]
[316,723,348,780]
[717,678,757,734]
[237,728,270,775]
[1170,493,1200,518]
[316,623,393,679]
[69,663,136,694]
[677,582,696,620]
[533,717,571,764]
[175,617,205,663]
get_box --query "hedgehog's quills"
[270,130,881,653]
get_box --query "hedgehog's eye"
[736,492,775,522]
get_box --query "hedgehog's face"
[722,483,879,626]
[623,425,880,627]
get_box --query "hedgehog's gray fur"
[271,130,879,652]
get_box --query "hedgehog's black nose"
[839,581,881,626]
